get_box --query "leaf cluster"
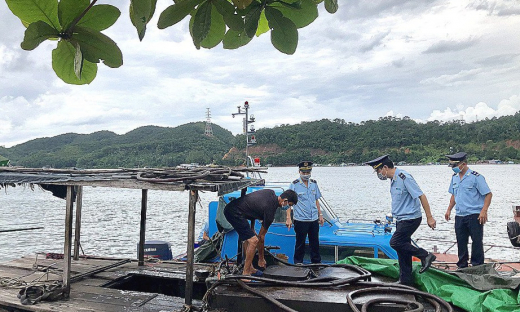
[6,0,338,84]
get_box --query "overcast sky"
[1,1,520,147]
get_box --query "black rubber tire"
[507,222,520,247]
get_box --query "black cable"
[347,285,453,312]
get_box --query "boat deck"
[0,254,210,312]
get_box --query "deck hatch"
[102,273,207,299]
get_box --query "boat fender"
[471,171,480,176]
[507,222,520,247]
[398,173,406,180]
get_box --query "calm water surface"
[0,165,519,262]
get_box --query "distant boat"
[0,155,9,167]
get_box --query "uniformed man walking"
[286,161,324,264]
[366,155,436,286]
[444,152,492,268]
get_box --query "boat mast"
[232,101,256,172]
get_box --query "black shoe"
[420,253,436,273]
[392,280,414,287]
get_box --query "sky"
[1,1,520,148]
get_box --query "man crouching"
[224,189,298,276]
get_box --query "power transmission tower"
[204,108,213,137]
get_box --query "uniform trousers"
[293,220,321,264]
[455,214,484,268]
[389,217,428,284]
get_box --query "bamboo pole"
[185,189,198,306]
[138,189,148,266]
[63,185,74,297]
[73,186,83,260]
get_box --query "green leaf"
[158,0,203,29]
[244,2,263,38]
[130,0,158,41]
[223,29,253,49]
[21,21,59,50]
[70,26,123,68]
[199,3,226,49]
[73,41,83,79]
[76,5,121,32]
[265,7,298,55]
[255,10,269,36]
[324,0,338,13]
[5,0,61,30]
[213,0,243,31]
[52,40,97,85]
[58,0,89,30]
[270,0,318,28]
[191,1,212,48]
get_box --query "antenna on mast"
[231,101,257,169]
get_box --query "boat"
[0,155,9,167]
[186,185,398,264]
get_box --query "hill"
[1,112,520,168]
[2,122,238,168]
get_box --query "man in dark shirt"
[224,189,298,276]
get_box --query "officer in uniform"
[366,155,436,286]
[286,161,324,264]
[444,152,492,268]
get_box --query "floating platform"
[0,254,458,312]
[0,254,211,311]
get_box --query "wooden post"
[63,186,74,297]
[185,189,198,306]
[73,186,83,260]
[138,189,148,266]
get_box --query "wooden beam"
[138,189,148,266]
[73,186,83,260]
[63,185,74,297]
[184,190,198,306]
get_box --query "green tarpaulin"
[337,256,520,312]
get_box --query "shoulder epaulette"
[471,171,480,176]
[310,179,317,183]
[292,179,299,184]
[452,173,457,176]
[399,172,406,180]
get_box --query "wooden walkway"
[0,254,210,312]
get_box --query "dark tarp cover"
[338,256,520,312]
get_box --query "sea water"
[0,165,519,262]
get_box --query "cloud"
[425,95,520,123]
[360,31,391,52]
[423,38,478,54]
[468,0,520,16]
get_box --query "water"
[1,165,519,263]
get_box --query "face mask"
[300,173,311,180]
[281,205,290,211]
[377,167,388,180]
[452,166,461,174]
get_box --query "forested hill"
[0,122,236,168]
[1,112,519,168]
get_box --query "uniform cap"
[445,152,467,162]
[297,161,313,172]
[365,155,390,169]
